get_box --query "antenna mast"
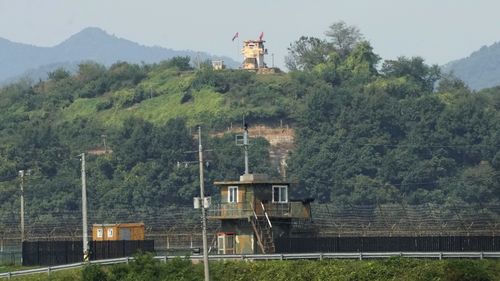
[244,122,249,175]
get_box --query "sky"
[1,0,500,69]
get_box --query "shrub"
[444,260,491,281]
[107,264,130,281]
[96,100,113,111]
[180,92,193,104]
[82,264,108,281]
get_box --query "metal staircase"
[251,203,275,254]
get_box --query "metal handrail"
[207,202,253,218]
[1,252,500,278]
[261,202,273,229]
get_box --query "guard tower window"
[97,228,103,238]
[272,185,288,203]
[107,228,113,238]
[228,186,238,203]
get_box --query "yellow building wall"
[130,226,145,240]
[92,226,119,241]
[92,227,102,241]
[235,234,254,254]
[92,224,145,241]
[107,226,119,241]
[221,187,228,202]
[221,185,247,203]
[238,186,246,203]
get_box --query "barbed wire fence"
[0,203,499,257]
[309,203,500,236]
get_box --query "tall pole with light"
[198,126,210,281]
[79,153,89,261]
[18,169,31,242]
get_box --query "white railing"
[1,252,500,278]
[261,202,273,229]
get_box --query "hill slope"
[0,43,498,231]
[443,41,500,90]
[0,27,238,84]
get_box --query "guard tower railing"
[261,201,311,219]
[207,203,253,219]
[208,201,311,220]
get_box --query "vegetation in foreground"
[6,253,500,281]
[0,264,26,273]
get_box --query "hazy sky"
[1,0,499,68]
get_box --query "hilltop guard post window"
[228,186,238,203]
[272,185,288,203]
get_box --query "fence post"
[163,256,167,263]
[319,253,323,261]
[47,266,51,276]
[359,252,363,260]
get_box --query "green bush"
[444,260,491,281]
[82,264,108,281]
[95,100,113,111]
[107,264,129,281]
[180,92,193,104]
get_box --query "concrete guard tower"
[242,39,268,70]
[208,125,312,254]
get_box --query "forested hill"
[0,23,498,225]
[0,27,238,85]
[443,41,500,90]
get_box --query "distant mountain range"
[0,27,239,84]
[443,42,500,90]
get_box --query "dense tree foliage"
[0,23,498,227]
[285,21,365,70]
[287,29,499,205]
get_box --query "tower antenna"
[243,121,249,175]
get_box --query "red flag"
[232,32,239,41]
[259,32,264,41]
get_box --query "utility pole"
[198,126,210,281]
[18,170,29,242]
[80,153,89,262]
